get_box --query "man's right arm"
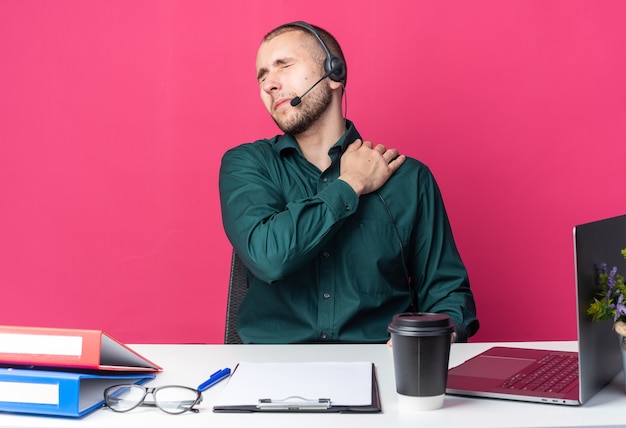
[219,144,359,283]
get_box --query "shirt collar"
[273,120,361,156]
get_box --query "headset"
[280,21,346,83]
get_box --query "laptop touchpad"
[451,356,534,379]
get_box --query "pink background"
[1,1,625,344]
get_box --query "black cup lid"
[387,312,454,335]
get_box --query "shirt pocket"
[344,215,411,296]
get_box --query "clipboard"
[212,361,381,413]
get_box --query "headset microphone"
[290,66,337,107]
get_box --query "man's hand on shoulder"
[339,139,406,196]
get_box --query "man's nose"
[262,73,281,94]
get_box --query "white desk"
[1,341,625,428]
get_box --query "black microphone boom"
[290,68,334,107]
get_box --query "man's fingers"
[382,148,399,161]
[345,139,363,153]
[389,154,406,170]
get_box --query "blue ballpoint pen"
[197,368,231,392]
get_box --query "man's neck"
[294,105,346,171]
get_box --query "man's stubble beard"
[273,82,333,136]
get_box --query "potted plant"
[587,248,626,385]
[587,249,626,334]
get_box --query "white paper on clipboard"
[213,361,373,408]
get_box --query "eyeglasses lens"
[106,385,146,412]
[154,386,200,414]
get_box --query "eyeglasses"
[104,368,231,415]
[104,384,202,414]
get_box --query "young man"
[219,21,479,343]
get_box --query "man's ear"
[329,79,344,91]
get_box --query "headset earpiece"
[283,21,346,83]
[328,56,346,82]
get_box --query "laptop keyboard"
[499,354,579,393]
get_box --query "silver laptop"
[446,214,626,405]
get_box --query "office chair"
[224,250,248,344]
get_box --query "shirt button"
[344,204,351,211]
[322,252,330,258]
[321,332,328,339]
[323,292,330,299]
[322,177,328,183]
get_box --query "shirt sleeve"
[410,166,480,342]
[219,144,359,283]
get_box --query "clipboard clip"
[257,396,331,411]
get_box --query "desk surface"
[1,341,625,428]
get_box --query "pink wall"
[1,1,625,344]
